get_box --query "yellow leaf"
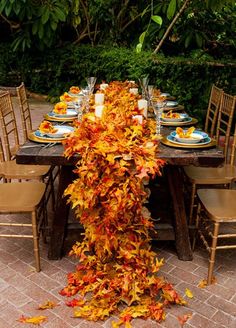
[198,279,207,288]
[38,300,58,310]
[185,288,194,299]
[198,277,217,288]
[18,315,47,325]
[112,321,123,328]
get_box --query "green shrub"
[0,43,235,126]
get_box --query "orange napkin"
[39,121,58,134]
[53,101,67,114]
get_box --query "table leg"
[166,165,193,261]
[48,166,73,260]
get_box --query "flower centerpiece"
[61,81,185,327]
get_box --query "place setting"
[161,126,216,148]
[161,110,198,126]
[28,120,75,143]
[163,100,184,111]
[44,101,78,122]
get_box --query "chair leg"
[207,222,219,285]
[31,210,41,272]
[50,169,56,211]
[192,202,201,251]
[189,183,196,225]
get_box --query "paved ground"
[0,97,235,328]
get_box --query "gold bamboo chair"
[16,82,33,142]
[0,91,52,181]
[0,182,46,272]
[184,92,236,224]
[16,83,58,208]
[204,84,223,138]
[194,178,236,284]
[0,137,46,271]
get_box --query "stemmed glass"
[81,87,90,113]
[152,100,166,137]
[86,76,97,94]
[147,85,154,106]
[139,76,149,99]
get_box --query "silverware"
[21,144,45,149]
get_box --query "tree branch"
[153,0,191,54]
[0,13,20,29]
[80,0,93,45]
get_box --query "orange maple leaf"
[177,313,192,326]
[66,299,85,307]
[38,300,58,310]
[18,315,47,325]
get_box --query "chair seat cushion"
[0,182,46,212]
[197,189,236,222]
[184,164,236,184]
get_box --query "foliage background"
[0,43,235,126]
[0,0,235,124]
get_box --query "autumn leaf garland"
[61,81,185,326]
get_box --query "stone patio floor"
[0,97,235,328]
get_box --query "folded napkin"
[39,121,58,134]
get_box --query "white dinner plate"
[68,91,83,97]
[36,125,74,139]
[50,109,78,118]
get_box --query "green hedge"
[0,43,235,125]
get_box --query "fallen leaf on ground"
[198,276,217,288]
[18,315,47,325]
[177,313,192,326]
[38,300,58,310]
[185,288,193,298]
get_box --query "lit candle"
[138,99,148,118]
[129,88,138,95]
[132,115,143,124]
[95,105,105,118]
[95,93,105,105]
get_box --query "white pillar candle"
[100,83,108,90]
[95,105,105,118]
[138,99,148,118]
[129,88,138,95]
[95,93,105,105]
[132,115,143,124]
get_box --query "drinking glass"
[139,76,149,99]
[86,76,97,94]
[81,87,90,113]
[152,100,166,137]
[147,85,154,106]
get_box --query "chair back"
[230,124,236,166]
[16,82,32,142]
[204,84,223,138]
[215,92,236,163]
[0,91,20,160]
[0,137,5,162]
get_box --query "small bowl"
[171,131,208,144]
[160,93,170,97]
[162,113,188,122]
[166,101,178,107]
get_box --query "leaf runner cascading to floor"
[60,81,186,327]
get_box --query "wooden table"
[16,126,224,261]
